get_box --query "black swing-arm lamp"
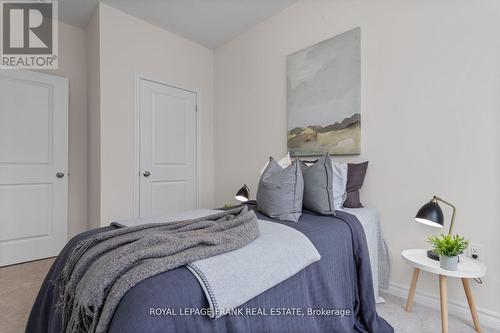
[415,195,456,235]
[415,195,457,260]
[235,184,250,202]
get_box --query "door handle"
[143,171,151,177]
[56,172,64,178]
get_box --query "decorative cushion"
[300,154,335,215]
[257,157,303,222]
[297,158,347,210]
[344,161,369,208]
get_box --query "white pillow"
[260,152,292,175]
[331,161,348,210]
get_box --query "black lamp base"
[426,250,439,261]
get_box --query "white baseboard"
[383,281,500,330]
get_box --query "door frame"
[133,73,201,218]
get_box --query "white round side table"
[401,249,486,333]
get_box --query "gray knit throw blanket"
[56,206,258,333]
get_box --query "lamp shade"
[415,200,444,228]
[235,184,250,202]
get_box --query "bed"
[26,204,393,333]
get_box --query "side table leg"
[439,274,448,333]
[462,278,482,332]
[405,268,420,312]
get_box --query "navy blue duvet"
[26,205,393,333]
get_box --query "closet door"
[139,79,197,218]
[0,70,68,266]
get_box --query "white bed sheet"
[342,207,390,303]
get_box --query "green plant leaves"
[427,234,469,257]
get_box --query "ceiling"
[59,0,298,49]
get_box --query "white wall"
[86,7,101,229]
[96,4,215,225]
[215,0,500,315]
[38,22,88,237]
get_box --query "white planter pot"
[439,255,458,271]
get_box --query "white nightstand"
[401,249,486,333]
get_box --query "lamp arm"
[433,195,456,235]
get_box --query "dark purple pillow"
[344,161,368,208]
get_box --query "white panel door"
[0,70,68,266]
[139,79,197,217]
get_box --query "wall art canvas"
[287,27,361,156]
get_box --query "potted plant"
[427,234,469,271]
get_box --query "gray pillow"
[300,154,336,215]
[257,157,303,222]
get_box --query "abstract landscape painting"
[287,27,361,156]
